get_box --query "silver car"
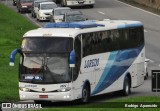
[31,0,51,18]
[50,7,72,23]
[64,11,87,22]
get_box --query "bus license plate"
[39,95,48,98]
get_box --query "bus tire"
[81,85,90,103]
[122,76,131,96]
[89,4,94,8]
[144,69,148,80]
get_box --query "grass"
[28,96,160,111]
[119,0,160,15]
[0,3,37,103]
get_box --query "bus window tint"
[73,35,81,81]
[82,26,144,57]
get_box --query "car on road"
[50,7,72,23]
[13,0,17,6]
[64,11,87,22]
[31,0,50,18]
[17,0,33,13]
[37,2,57,21]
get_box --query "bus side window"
[137,27,144,46]
[128,27,144,48]
[82,33,92,57]
[119,29,128,50]
[73,35,81,81]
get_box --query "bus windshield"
[22,37,73,53]
[20,37,73,84]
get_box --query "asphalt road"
[1,0,160,102]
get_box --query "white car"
[50,7,72,23]
[31,0,50,18]
[37,2,57,21]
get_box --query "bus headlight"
[19,87,30,92]
[57,87,71,92]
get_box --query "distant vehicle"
[59,0,95,8]
[144,58,150,80]
[13,0,17,6]
[17,0,33,13]
[64,11,87,22]
[37,2,57,21]
[16,0,19,8]
[10,20,145,103]
[31,0,50,18]
[50,7,72,23]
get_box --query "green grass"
[0,3,37,103]
[28,96,160,111]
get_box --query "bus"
[57,0,95,8]
[9,20,145,103]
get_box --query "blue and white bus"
[10,20,145,103]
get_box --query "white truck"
[55,0,95,8]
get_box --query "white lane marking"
[98,11,105,15]
[26,14,42,28]
[144,29,148,32]
[115,0,160,18]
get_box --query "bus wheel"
[122,76,131,96]
[82,85,90,103]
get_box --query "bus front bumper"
[19,91,73,102]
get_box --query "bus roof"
[23,20,143,38]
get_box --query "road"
[1,0,160,102]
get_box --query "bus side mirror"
[145,58,150,63]
[9,48,23,66]
[69,50,75,68]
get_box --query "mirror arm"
[69,50,75,68]
[9,48,23,66]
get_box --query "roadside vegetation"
[119,0,160,15]
[0,3,37,103]
[29,96,160,111]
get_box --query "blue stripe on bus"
[117,23,143,29]
[91,45,144,95]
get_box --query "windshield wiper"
[30,55,47,83]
